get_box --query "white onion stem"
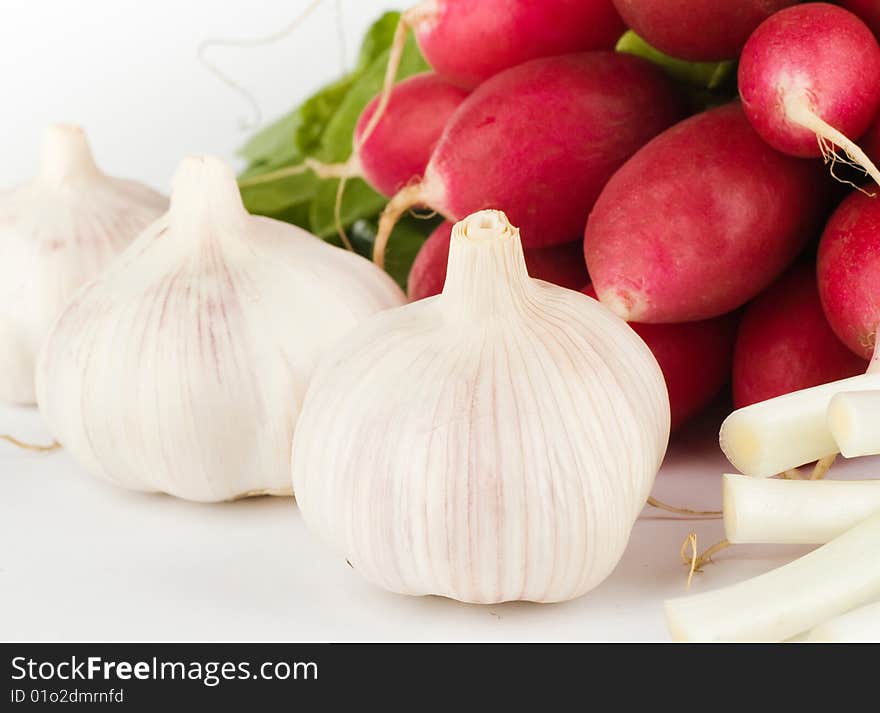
[719,373,880,477]
[805,600,880,642]
[722,474,880,544]
[827,390,880,458]
[665,512,880,642]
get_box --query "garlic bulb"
[0,124,167,405]
[292,210,670,604]
[36,155,405,502]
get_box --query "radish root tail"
[373,183,424,269]
[1,434,62,453]
[646,496,722,517]
[785,94,880,193]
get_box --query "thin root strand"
[680,534,731,589]
[810,453,837,481]
[646,496,721,517]
[785,93,880,193]
[198,0,325,131]
[1,434,62,453]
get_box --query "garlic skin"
[36,155,405,503]
[0,124,167,405]
[292,210,670,604]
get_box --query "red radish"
[733,263,868,408]
[408,222,588,300]
[719,192,880,476]
[863,115,880,164]
[398,0,625,89]
[817,190,880,362]
[839,0,880,38]
[241,73,467,198]
[611,0,797,61]
[584,102,828,323]
[373,52,685,268]
[582,285,737,429]
[738,3,880,186]
[353,73,469,198]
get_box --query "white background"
[0,0,397,190]
[5,401,836,642]
[0,0,860,642]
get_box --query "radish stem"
[237,156,360,188]
[374,183,425,268]
[665,511,880,642]
[723,473,880,544]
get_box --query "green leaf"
[235,11,417,223]
[317,33,429,163]
[353,11,402,73]
[308,178,387,238]
[349,214,441,289]
[239,171,319,217]
[616,31,735,90]
[305,31,429,235]
[237,11,403,170]
[271,201,312,227]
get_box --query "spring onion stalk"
[722,474,880,544]
[804,600,880,642]
[827,390,880,458]
[718,373,880,477]
[665,512,880,642]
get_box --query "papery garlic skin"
[36,155,405,503]
[292,210,670,604]
[0,124,167,405]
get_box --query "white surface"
[0,0,397,191]
[1,0,875,644]
[6,401,865,642]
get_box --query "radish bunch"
[236,1,880,636]
[305,0,880,436]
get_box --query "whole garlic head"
[36,155,405,502]
[0,124,167,405]
[292,210,670,604]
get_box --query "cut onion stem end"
[722,473,880,545]
[719,372,880,477]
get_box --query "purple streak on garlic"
[35,155,405,503]
[292,210,670,604]
[0,124,167,405]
